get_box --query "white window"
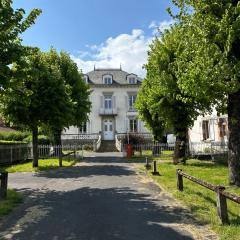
[103,75,112,84]
[104,95,112,109]
[129,95,137,109]
[79,122,87,134]
[129,119,138,132]
[129,77,136,84]
[202,120,209,140]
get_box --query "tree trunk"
[173,130,187,164]
[53,129,63,167]
[32,126,39,168]
[227,92,240,186]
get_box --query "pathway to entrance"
[0,154,217,240]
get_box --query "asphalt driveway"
[0,155,217,240]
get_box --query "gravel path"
[0,155,217,240]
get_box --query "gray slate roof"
[85,68,141,85]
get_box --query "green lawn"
[0,158,78,173]
[0,189,23,217]
[143,159,240,240]
[132,150,174,160]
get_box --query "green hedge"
[23,135,50,145]
[0,131,30,142]
[0,140,27,145]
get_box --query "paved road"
[0,155,217,240]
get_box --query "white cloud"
[72,29,151,77]
[71,20,174,78]
[149,19,175,35]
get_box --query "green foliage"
[0,0,41,87]
[0,158,78,173]
[121,133,146,145]
[48,51,91,145]
[0,47,91,166]
[170,0,240,185]
[171,0,240,111]
[23,134,50,145]
[0,131,30,141]
[0,189,23,216]
[136,26,202,142]
[59,51,91,127]
[0,140,27,145]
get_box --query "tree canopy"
[136,26,204,161]
[169,0,240,186]
[0,0,41,87]
[0,48,91,167]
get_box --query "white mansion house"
[63,68,149,148]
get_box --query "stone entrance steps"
[97,140,119,152]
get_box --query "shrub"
[122,133,146,145]
[23,135,50,145]
[0,131,30,142]
[83,144,93,151]
[0,140,27,145]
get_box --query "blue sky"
[13,0,176,76]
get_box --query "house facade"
[63,68,149,141]
[189,110,228,143]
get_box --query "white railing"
[189,141,228,155]
[115,134,123,152]
[61,134,99,140]
[128,107,137,112]
[94,135,102,151]
[99,108,118,115]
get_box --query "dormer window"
[103,74,113,84]
[129,77,136,84]
[127,74,137,84]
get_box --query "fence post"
[216,186,229,225]
[152,160,160,176]
[0,172,8,200]
[10,146,13,163]
[176,169,183,191]
[81,145,84,160]
[59,145,63,167]
[145,157,151,170]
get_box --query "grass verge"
[142,159,240,240]
[0,189,23,217]
[0,158,78,173]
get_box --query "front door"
[103,119,114,140]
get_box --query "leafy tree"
[50,51,91,146]
[171,0,240,186]
[136,26,203,163]
[0,0,41,87]
[0,49,71,167]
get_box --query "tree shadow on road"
[82,156,149,164]
[0,186,196,240]
[36,164,137,179]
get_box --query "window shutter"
[101,96,103,108]
[125,95,128,109]
[113,96,116,108]
[125,118,129,132]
